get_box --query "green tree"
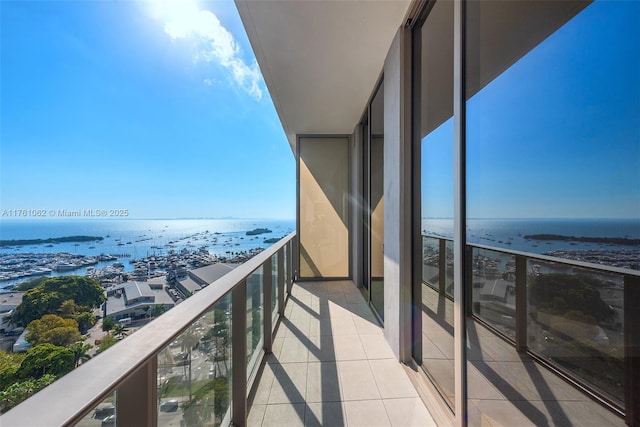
[57,299,79,319]
[96,334,118,354]
[15,277,48,292]
[17,344,74,379]
[151,304,166,318]
[102,317,115,332]
[0,374,56,413]
[180,377,229,426]
[529,273,614,323]
[74,311,96,334]
[68,342,92,367]
[213,377,230,423]
[180,329,199,354]
[26,314,81,347]
[1,310,21,332]
[112,323,129,340]
[0,351,25,390]
[17,276,106,325]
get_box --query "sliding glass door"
[361,81,385,321]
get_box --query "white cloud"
[154,0,263,100]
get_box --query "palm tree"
[180,328,199,401]
[1,310,19,331]
[69,342,92,367]
[151,304,166,318]
[112,323,129,340]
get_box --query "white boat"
[54,262,78,271]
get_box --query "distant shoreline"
[0,236,104,247]
[524,234,640,246]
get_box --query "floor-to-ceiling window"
[415,0,456,411]
[361,80,385,321]
[369,82,385,320]
[464,1,637,424]
[414,0,638,424]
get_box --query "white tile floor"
[249,281,437,427]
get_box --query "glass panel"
[422,236,440,288]
[418,0,455,410]
[370,81,384,320]
[465,0,636,424]
[272,254,278,321]
[283,247,288,295]
[246,266,263,375]
[75,392,116,427]
[421,283,455,409]
[527,260,624,406]
[471,247,516,340]
[157,292,232,427]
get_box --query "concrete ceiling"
[235,0,412,152]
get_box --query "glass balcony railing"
[422,234,638,417]
[1,233,295,427]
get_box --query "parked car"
[93,405,115,419]
[160,399,179,412]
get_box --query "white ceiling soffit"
[235,0,412,152]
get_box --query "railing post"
[292,235,299,286]
[263,259,273,354]
[439,238,446,295]
[116,356,157,427]
[515,254,528,353]
[232,280,247,427]
[278,248,285,317]
[625,274,640,426]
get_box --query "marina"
[1,218,638,291]
[0,219,295,290]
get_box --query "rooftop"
[190,263,237,287]
[105,281,174,317]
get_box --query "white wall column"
[383,27,413,362]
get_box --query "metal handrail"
[422,233,639,277]
[1,232,295,426]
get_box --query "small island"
[246,228,272,236]
[264,237,282,244]
[524,234,640,246]
[0,235,104,247]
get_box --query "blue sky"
[423,0,639,219]
[1,1,638,222]
[1,0,296,219]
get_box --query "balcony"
[0,234,435,426]
[1,232,636,426]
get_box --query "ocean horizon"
[1,217,637,288]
